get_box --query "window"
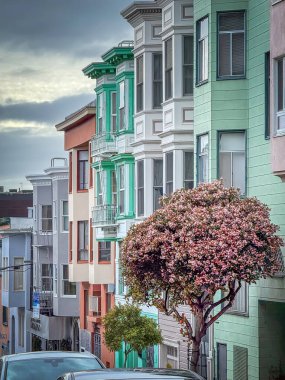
[165,152,173,195]
[119,81,125,131]
[164,345,178,369]
[137,160,144,216]
[53,264,58,296]
[276,56,285,131]
[89,147,93,188]
[112,170,117,206]
[183,36,194,95]
[218,132,246,194]
[69,221,73,262]
[119,166,125,214]
[41,264,53,291]
[197,17,208,83]
[227,282,248,315]
[153,159,163,211]
[97,172,103,206]
[98,241,111,262]
[165,38,173,100]
[14,257,24,291]
[41,205,52,232]
[2,257,8,291]
[184,152,194,189]
[2,306,7,325]
[136,55,143,112]
[90,218,93,262]
[78,150,89,190]
[62,201,68,232]
[218,11,245,78]
[18,310,24,347]
[111,92,117,134]
[106,293,112,312]
[97,93,103,135]
[265,52,270,139]
[78,221,89,261]
[153,54,162,108]
[69,152,72,193]
[62,265,76,296]
[197,134,209,184]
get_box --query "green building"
[193,0,285,379]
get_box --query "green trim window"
[197,16,208,84]
[197,134,209,184]
[111,92,117,134]
[183,151,194,189]
[96,172,103,206]
[183,35,194,95]
[98,241,111,262]
[218,131,246,194]
[137,160,144,216]
[119,165,125,214]
[97,93,103,135]
[153,53,163,108]
[276,56,285,131]
[165,38,173,100]
[111,170,117,206]
[165,152,173,195]
[218,11,245,78]
[153,159,163,211]
[119,81,125,131]
[136,55,143,112]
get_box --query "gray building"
[1,216,33,354]
[26,158,80,352]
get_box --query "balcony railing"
[91,132,117,157]
[92,204,117,227]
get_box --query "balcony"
[91,133,117,157]
[92,204,117,228]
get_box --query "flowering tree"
[121,181,283,371]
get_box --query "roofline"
[55,103,96,132]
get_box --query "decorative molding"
[181,5,193,19]
[183,108,194,123]
[163,7,172,26]
[135,27,143,44]
[164,109,173,126]
[152,25,162,38]
[152,120,163,134]
[136,121,144,136]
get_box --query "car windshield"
[6,357,103,380]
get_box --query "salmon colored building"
[56,102,115,368]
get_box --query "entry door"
[217,343,227,380]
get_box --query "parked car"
[0,351,104,380]
[57,368,205,380]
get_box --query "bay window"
[197,16,208,83]
[136,55,143,112]
[197,134,209,184]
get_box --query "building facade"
[26,158,79,352]
[193,0,285,379]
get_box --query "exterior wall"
[64,118,95,151]
[193,0,285,379]
[270,0,285,177]
[0,263,9,355]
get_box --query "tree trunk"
[189,339,201,373]
[123,353,128,368]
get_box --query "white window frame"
[136,55,144,112]
[197,16,209,83]
[183,151,194,189]
[97,92,103,135]
[111,92,117,134]
[197,134,209,184]
[41,263,53,292]
[78,220,89,261]
[2,257,8,291]
[165,37,173,100]
[225,282,248,316]
[53,264,58,297]
[276,56,285,134]
[165,152,173,195]
[112,170,117,206]
[153,159,163,212]
[61,264,76,297]
[119,81,125,131]
[218,131,246,194]
[119,165,125,214]
[153,53,163,109]
[14,257,24,291]
[41,205,52,234]
[61,200,69,233]
[137,160,144,217]
[98,241,111,262]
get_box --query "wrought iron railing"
[91,133,117,157]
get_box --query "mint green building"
[83,41,159,369]
[193,0,285,379]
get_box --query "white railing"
[91,133,117,157]
[92,204,117,227]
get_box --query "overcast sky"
[0,0,133,190]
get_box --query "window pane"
[166,152,173,181]
[98,241,111,262]
[232,33,245,75]
[219,152,232,188]
[184,36,193,65]
[63,201,68,215]
[233,152,245,193]
[165,38,172,69]
[79,151,88,160]
[198,134,209,184]
[200,18,208,38]
[119,81,125,108]
[219,33,231,76]
[278,59,284,112]
[137,160,144,216]
[154,159,163,186]
[219,12,244,32]
[63,265,68,280]
[154,54,162,80]
[184,152,194,189]
[220,132,245,151]
[153,54,162,108]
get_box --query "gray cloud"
[0,93,95,125]
[0,127,67,190]
[0,0,133,57]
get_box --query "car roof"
[65,369,204,380]
[2,351,96,362]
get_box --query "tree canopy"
[103,303,162,368]
[121,181,283,370]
